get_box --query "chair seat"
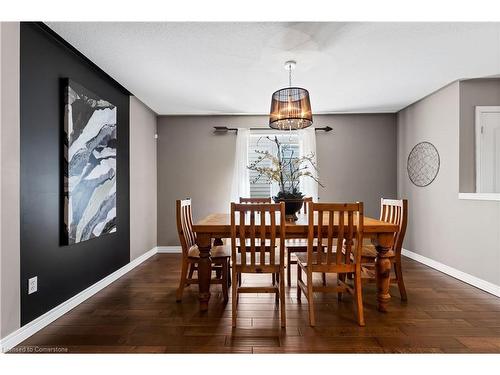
[360,244,377,258]
[296,252,338,267]
[235,251,281,266]
[358,244,395,259]
[188,244,231,258]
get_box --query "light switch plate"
[28,276,38,294]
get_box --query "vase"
[273,197,304,221]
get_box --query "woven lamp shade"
[269,87,313,130]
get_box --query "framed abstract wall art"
[63,79,117,245]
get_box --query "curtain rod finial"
[213,126,238,134]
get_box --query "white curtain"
[298,127,319,201]
[230,128,250,203]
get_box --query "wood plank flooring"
[12,254,500,353]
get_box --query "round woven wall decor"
[407,141,440,187]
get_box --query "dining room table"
[192,212,399,313]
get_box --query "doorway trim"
[475,106,500,193]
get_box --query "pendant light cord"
[288,65,292,87]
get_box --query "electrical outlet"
[28,276,38,294]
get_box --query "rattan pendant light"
[269,60,313,130]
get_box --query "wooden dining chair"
[239,197,272,203]
[231,202,286,327]
[297,202,365,326]
[360,198,408,301]
[238,196,276,285]
[175,199,230,303]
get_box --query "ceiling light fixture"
[269,60,313,130]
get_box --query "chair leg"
[238,272,242,287]
[279,268,286,328]
[287,250,292,287]
[186,263,195,285]
[394,258,408,301]
[337,273,346,302]
[307,270,315,326]
[232,268,238,328]
[222,261,229,303]
[296,264,302,300]
[176,260,189,302]
[322,273,327,286]
[272,273,276,286]
[354,267,365,326]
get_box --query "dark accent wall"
[20,23,130,325]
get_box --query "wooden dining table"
[192,212,399,313]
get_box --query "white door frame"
[475,106,500,193]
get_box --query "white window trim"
[475,106,500,194]
[458,193,500,201]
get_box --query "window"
[248,131,300,198]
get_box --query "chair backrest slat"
[250,210,256,265]
[231,202,285,269]
[299,197,313,215]
[317,209,324,264]
[269,209,276,265]
[308,202,364,266]
[260,207,266,265]
[346,210,354,266]
[239,210,247,266]
[326,210,334,264]
[176,199,197,258]
[379,198,408,256]
[239,197,272,204]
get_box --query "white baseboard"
[156,246,182,253]
[0,247,158,353]
[402,248,500,297]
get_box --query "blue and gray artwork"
[64,80,117,244]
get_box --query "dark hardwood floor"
[12,254,500,353]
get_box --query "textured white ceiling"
[46,22,500,115]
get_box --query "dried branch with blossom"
[247,136,324,199]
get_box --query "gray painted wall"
[0,22,21,339]
[130,97,158,260]
[459,78,500,192]
[157,113,397,245]
[397,81,500,287]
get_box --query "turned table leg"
[372,232,394,312]
[197,233,212,311]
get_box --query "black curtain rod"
[213,126,333,133]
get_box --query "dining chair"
[360,198,408,301]
[230,202,286,328]
[239,197,272,203]
[238,196,276,285]
[175,199,230,303]
[297,202,365,326]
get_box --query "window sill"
[458,193,500,201]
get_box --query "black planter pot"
[273,197,304,221]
